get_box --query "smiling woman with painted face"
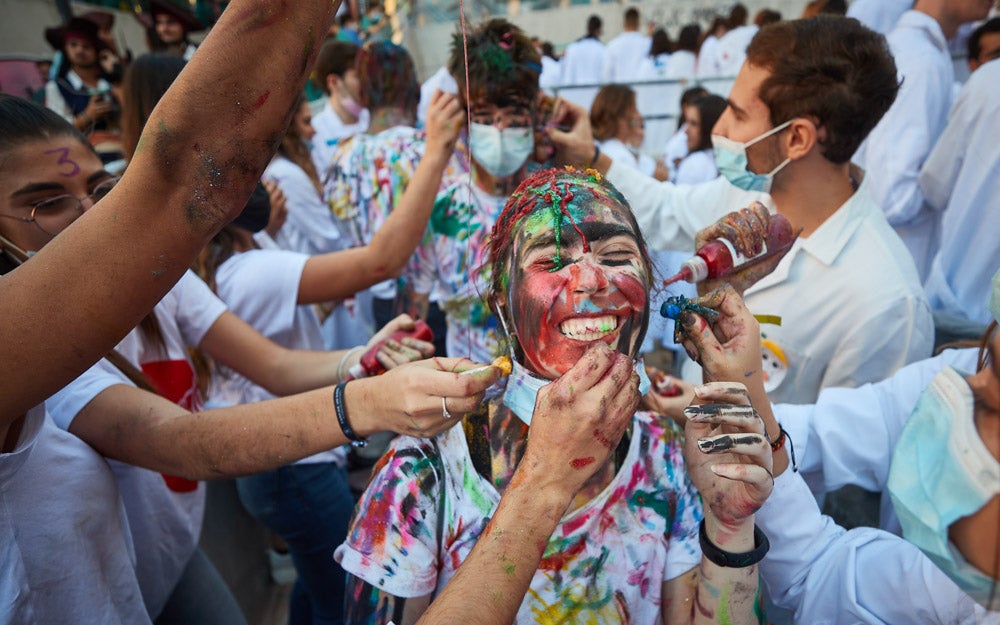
[337,168,773,625]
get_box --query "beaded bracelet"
[769,426,798,472]
[333,382,366,448]
[699,520,770,568]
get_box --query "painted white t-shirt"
[208,249,345,466]
[264,156,343,257]
[0,405,150,624]
[47,270,227,618]
[336,410,703,623]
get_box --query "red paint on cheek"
[570,456,596,470]
[611,273,647,310]
[253,91,270,110]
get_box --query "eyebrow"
[726,99,748,119]
[10,170,111,199]
[522,221,637,257]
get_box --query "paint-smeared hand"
[521,343,640,500]
[369,314,436,371]
[547,99,599,169]
[349,356,503,439]
[676,285,761,389]
[683,382,773,528]
[694,202,789,296]
[424,89,464,158]
[640,366,694,428]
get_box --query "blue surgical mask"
[503,357,651,426]
[469,122,534,179]
[712,120,793,193]
[887,367,1000,610]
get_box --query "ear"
[326,73,340,96]
[785,117,817,161]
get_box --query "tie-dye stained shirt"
[324,125,468,300]
[335,410,703,624]
[408,181,506,362]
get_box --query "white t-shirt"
[714,25,758,77]
[311,100,370,176]
[264,156,343,256]
[46,270,227,618]
[336,410,702,623]
[0,405,150,624]
[674,149,718,185]
[208,249,345,466]
[410,181,506,364]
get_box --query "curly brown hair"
[448,18,540,108]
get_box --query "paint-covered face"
[0,137,110,254]
[504,184,648,379]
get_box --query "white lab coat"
[539,56,562,95]
[714,25,757,78]
[853,10,954,281]
[602,31,650,83]
[919,60,1000,325]
[559,36,605,109]
[773,347,980,534]
[757,467,994,624]
[697,35,722,78]
[846,0,912,35]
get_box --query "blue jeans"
[237,462,354,625]
[155,548,248,625]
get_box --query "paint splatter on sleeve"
[656,418,704,581]
[336,438,445,598]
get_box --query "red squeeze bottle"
[351,320,434,378]
[664,213,796,285]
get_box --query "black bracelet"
[333,382,366,448]
[589,143,601,168]
[699,519,769,568]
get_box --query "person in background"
[853,0,992,281]
[146,0,204,61]
[919,59,1000,344]
[660,86,707,180]
[666,24,699,80]
[714,3,756,77]
[537,41,561,95]
[590,84,668,182]
[697,16,728,78]
[754,9,782,26]
[43,15,118,135]
[967,17,1000,71]
[408,19,541,365]
[602,7,651,83]
[559,14,604,108]
[310,40,369,175]
[675,94,726,185]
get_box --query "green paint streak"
[628,489,676,520]
[463,466,493,514]
[718,584,732,625]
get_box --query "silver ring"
[441,396,452,419]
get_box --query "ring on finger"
[441,396,452,419]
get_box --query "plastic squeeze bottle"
[663,213,796,286]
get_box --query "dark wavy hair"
[449,18,540,108]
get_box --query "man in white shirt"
[853,0,993,281]
[559,15,605,109]
[919,58,1000,335]
[310,39,370,176]
[602,7,650,84]
[551,16,933,405]
[714,4,757,78]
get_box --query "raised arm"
[0,0,338,419]
[296,90,463,304]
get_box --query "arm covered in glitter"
[0,0,338,420]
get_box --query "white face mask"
[887,367,1000,610]
[711,119,793,193]
[503,358,651,426]
[469,122,534,179]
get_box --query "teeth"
[559,315,619,341]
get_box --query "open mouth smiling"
[558,314,622,342]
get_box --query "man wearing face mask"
[550,16,933,406]
[408,19,542,364]
[310,40,370,176]
[683,270,1000,622]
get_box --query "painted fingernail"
[679,310,697,327]
[692,384,709,397]
[698,435,734,453]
